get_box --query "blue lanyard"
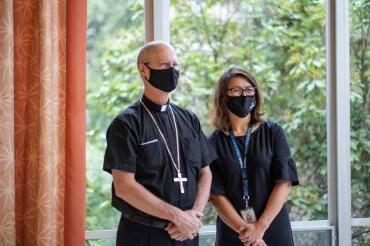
[229,123,253,203]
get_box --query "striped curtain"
[0,0,86,245]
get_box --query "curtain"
[0,0,16,245]
[0,0,86,245]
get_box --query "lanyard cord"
[229,123,253,202]
[140,100,181,173]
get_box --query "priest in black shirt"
[103,41,216,246]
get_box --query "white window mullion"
[334,0,352,244]
[326,0,351,245]
[144,0,170,42]
[153,0,170,42]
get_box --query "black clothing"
[209,121,299,246]
[103,95,216,245]
[117,217,199,246]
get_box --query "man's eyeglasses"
[227,86,256,96]
[144,62,183,70]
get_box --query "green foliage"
[86,0,145,232]
[170,0,328,221]
[349,1,370,244]
[86,0,369,244]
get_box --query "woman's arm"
[258,180,292,230]
[210,194,246,232]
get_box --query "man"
[103,41,216,246]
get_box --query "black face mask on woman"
[144,64,180,92]
[227,95,256,118]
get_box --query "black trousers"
[116,217,199,246]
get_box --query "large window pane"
[170,0,327,222]
[352,226,370,245]
[293,230,331,246]
[199,237,217,246]
[86,0,144,230]
[350,0,370,219]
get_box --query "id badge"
[241,207,257,224]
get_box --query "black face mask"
[144,64,180,92]
[227,95,256,118]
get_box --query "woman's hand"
[244,238,267,246]
[238,221,267,245]
[243,239,268,246]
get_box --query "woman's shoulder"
[260,120,281,129]
[208,129,220,139]
[258,120,285,135]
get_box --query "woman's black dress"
[209,121,299,246]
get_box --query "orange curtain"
[0,0,86,245]
[65,0,87,245]
[0,0,16,245]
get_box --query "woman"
[209,67,299,246]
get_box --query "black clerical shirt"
[103,95,216,221]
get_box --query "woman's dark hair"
[211,66,265,131]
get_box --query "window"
[350,0,370,244]
[86,0,145,234]
[170,0,327,224]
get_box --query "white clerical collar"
[160,104,167,112]
[141,94,170,112]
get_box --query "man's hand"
[238,222,267,246]
[165,209,203,241]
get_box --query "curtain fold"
[0,0,15,244]
[0,0,86,245]
[14,0,67,245]
[65,0,87,245]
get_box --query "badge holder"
[241,199,257,224]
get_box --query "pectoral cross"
[174,172,187,194]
